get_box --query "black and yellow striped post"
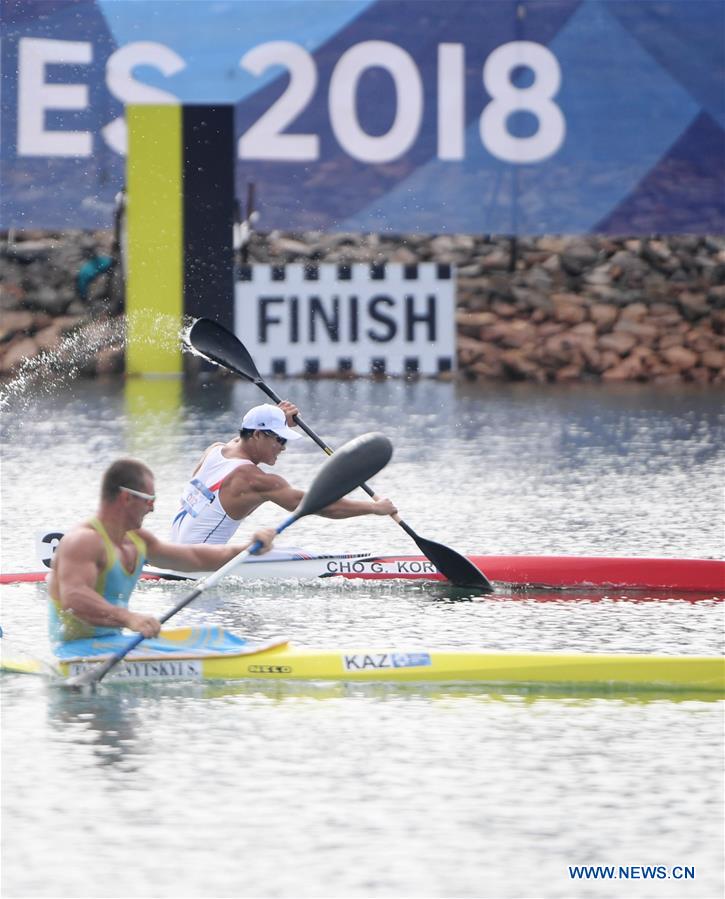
[125,103,235,376]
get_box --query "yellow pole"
[125,104,183,376]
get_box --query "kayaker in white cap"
[170,402,396,545]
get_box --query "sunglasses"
[120,486,156,502]
[261,430,287,447]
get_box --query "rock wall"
[1,230,724,383]
[0,230,123,376]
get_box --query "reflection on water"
[81,678,725,708]
[45,688,151,770]
[1,378,723,898]
[2,377,722,565]
[3,671,723,899]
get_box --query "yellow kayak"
[3,628,723,693]
[89,645,721,692]
[21,627,721,693]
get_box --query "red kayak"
[3,553,722,593]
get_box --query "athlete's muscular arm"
[252,471,306,512]
[140,527,277,571]
[255,472,398,520]
[313,495,397,519]
[214,465,301,520]
[50,528,159,637]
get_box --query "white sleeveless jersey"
[170,446,255,544]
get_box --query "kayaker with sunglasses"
[49,457,277,645]
[170,402,396,545]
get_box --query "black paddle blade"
[296,432,393,519]
[186,317,494,591]
[412,533,494,592]
[188,318,261,383]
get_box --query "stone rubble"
[0,230,723,383]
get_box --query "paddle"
[187,317,493,592]
[63,431,393,691]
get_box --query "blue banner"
[2,0,723,233]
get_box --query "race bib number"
[180,478,215,518]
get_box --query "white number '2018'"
[239,39,564,165]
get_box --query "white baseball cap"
[241,404,301,441]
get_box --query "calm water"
[1,377,723,899]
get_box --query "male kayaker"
[170,402,396,545]
[48,457,276,645]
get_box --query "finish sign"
[234,262,456,377]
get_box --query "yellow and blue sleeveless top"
[49,518,146,643]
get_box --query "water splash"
[0,313,196,413]
[127,309,197,355]
[0,317,123,412]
